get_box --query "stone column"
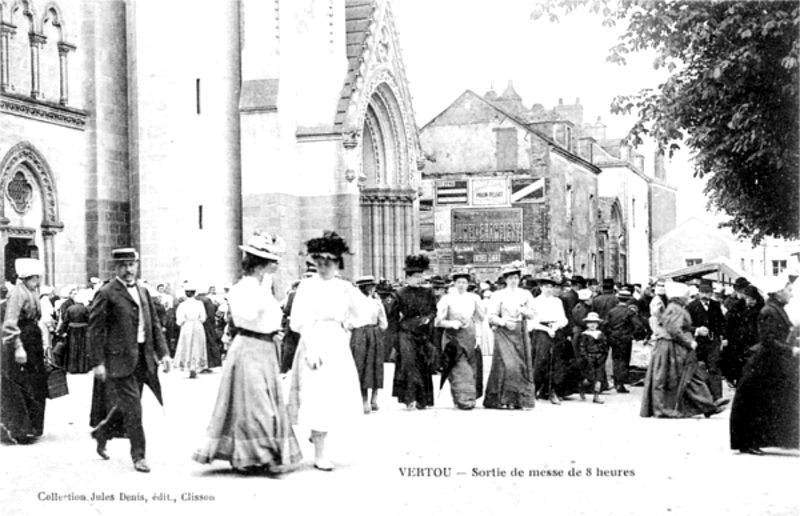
[403,197,412,265]
[41,228,57,287]
[28,33,46,99]
[57,42,75,106]
[372,197,383,278]
[393,197,403,280]
[361,197,373,277]
[0,24,14,92]
[382,197,392,280]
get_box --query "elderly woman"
[288,230,363,471]
[640,282,728,418]
[173,283,208,379]
[483,262,537,410]
[1,259,48,444]
[730,276,799,455]
[193,232,301,473]
[349,275,388,414]
[435,269,484,410]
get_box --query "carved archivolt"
[343,1,420,191]
[0,141,62,228]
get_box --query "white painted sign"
[471,178,508,206]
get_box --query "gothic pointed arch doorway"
[0,142,63,285]
[598,198,627,283]
[358,82,416,282]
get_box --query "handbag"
[45,351,69,399]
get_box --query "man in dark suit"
[604,289,647,393]
[88,248,171,473]
[593,278,619,320]
[687,278,726,401]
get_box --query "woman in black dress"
[391,254,437,410]
[730,276,799,455]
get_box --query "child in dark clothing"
[577,312,608,404]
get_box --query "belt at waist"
[237,328,277,342]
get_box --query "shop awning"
[658,257,750,285]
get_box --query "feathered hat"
[306,230,350,269]
[404,253,430,274]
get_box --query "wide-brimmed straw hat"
[239,231,285,261]
[449,268,471,281]
[583,312,603,323]
[355,275,377,287]
[501,260,525,278]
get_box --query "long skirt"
[391,330,435,408]
[382,323,399,363]
[440,327,483,409]
[730,345,799,451]
[174,320,208,373]
[288,321,362,432]
[280,329,300,374]
[203,319,222,369]
[484,324,536,409]
[64,325,92,374]
[479,318,495,356]
[1,320,47,443]
[350,325,384,390]
[532,330,568,397]
[640,338,717,418]
[193,334,301,469]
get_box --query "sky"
[390,0,717,225]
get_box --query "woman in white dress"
[288,230,363,471]
[173,283,207,378]
[193,232,301,473]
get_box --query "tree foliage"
[532,1,800,243]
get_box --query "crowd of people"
[0,233,797,475]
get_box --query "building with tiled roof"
[418,85,678,283]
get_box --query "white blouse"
[176,297,206,324]
[531,294,568,330]
[488,287,535,325]
[289,276,360,334]
[436,290,483,329]
[349,292,388,330]
[227,275,282,334]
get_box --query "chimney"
[654,150,666,180]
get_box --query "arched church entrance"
[359,82,415,282]
[0,142,63,285]
[598,199,626,283]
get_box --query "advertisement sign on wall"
[451,208,523,266]
[436,180,468,205]
[471,178,508,206]
[510,178,546,203]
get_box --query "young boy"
[577,312,608,404]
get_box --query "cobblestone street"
[2,361,798,516]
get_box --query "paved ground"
[1,360,798,516]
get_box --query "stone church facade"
[0,0,421,293]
